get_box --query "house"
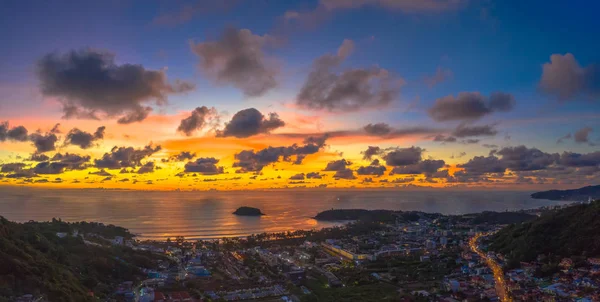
[113,236,124,245]
[588,258,600,266]
[559,258,573,269]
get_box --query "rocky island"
[232,206,265,216]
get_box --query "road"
[469,233,512,302]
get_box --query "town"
[10,201,600,302]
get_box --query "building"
[112,236,124,245]
[286,269,306,284]
[426,239,437,250]
[321,242,370,261]
[440,237,448,246]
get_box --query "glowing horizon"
[1,0,599,191]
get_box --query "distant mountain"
[489,200,600,265]
[531,185,600,201]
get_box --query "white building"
[112,236,124,245]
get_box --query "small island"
[232,206,265,216]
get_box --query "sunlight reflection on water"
[0,187,568,240]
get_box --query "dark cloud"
[51,153,91,170]
[49,124,61,134]
[558,151,600,167]
[190,27,278,97]
[184,157,225,174]
[0,122,29,142]
[356,160,386,176]
[450,152,467,159]
[233,136,327,172]
[557,133,572,144]
[37,49,194,122]
[382,147,423,166]
[428,92,515,121]
[432,135,457,143]
[363,123,392,136]
[117,107,153,124]
[29,132,58,153]
[361,146,382,160]
[452,123,497,137]
[482,144,498,149]
[89,169,113,177]
[289,173,305,180]
[94,144,161,169]
[30,153,50,162]
[218,108,285,138]
[496,146,558,171]
[323,159,352,171]
[574,126,593,144]
[5,171,37,179]
[306,172,322,179]
[457,145,557,178]
[164,151,197,162]
[33,162,70,174]
[284,0,466,28]
[64,126,105,149]
[458,156,505,175]
[424,67,453,88]
[137,162,156,174]
[333,168,355,180]
[392,177,415,183]
[177,106,218,136]
[153,0,241,26]
[539,53,600,101]
[390,159,445,177]
[1,163,27,173]
[296,39,402,112]
[361,177,374,183]
[461,139,480,144]
[275,126,441,142]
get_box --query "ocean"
[0,187,569,240]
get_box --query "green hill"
[530,185,600,201]
[489,200,600,266]
[0,217,169,301]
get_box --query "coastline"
[0,189,575,242]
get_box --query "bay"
[0,187,568,240]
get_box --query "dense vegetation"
[314,209,438,223]
[0,217,169,301]
[531,185,600,201]
[301,281,400,301]
[465,211,537,225]
[489,200,600,266]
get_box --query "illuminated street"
[469,233,512,302]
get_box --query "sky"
[0,0,599,191]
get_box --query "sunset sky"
[1,0,599,190]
